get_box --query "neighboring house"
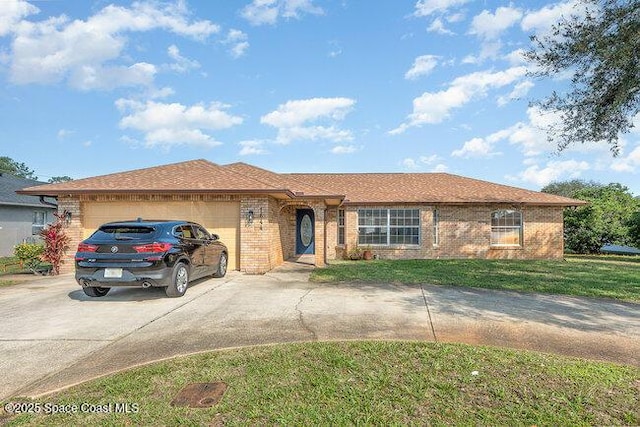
[19,159,586,274]
[0,173,57,257]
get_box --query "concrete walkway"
[0,262,638,400]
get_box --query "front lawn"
[4,341,639,426]
[311,256,640,302]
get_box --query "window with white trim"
[32,211,46,235]
[490,210,522,246]
[358,208,420,245]
[337,209,345,245]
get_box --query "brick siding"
[330,204,564,261]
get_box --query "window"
[491,210,522,246]
[193,225,211,240]
[358,208,420,245]
[432,209,439,246]
[32,211,46,235]
[337,209,345,245]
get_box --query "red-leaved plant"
[40,210,71,275]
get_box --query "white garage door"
[82,201,240,270]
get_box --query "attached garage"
[81,200,240,270]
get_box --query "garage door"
[82,201,240,270]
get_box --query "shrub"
[40,210,71,275]
[14,243,44,273]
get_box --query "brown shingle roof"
[223,162,344,198]
[19,159,294,196]
[18,159,585,206]
[286,172,586,206]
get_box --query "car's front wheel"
[166,262,189,297]
[83,286,110,297]
[213,252,227,278]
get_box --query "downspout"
[39,195,58,208]
[324,208,329,266]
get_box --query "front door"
[296,209,315,255]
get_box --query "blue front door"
[296,209,315,255]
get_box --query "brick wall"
[57,197,82,274]
[240,196,272,274]
[329,204,565,261]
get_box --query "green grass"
[311,256,640,302]
[3,341,639,426]
[0,257,24,275]
[0,257,51,286]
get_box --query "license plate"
[104,268,123,278]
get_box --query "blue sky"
[1,0,639,195]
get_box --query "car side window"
[174,225,194,239]
[193,225,210,240]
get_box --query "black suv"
[75,219,228,298]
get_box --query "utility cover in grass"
[171,382,227,408]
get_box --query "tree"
[0,156,37,179]
[628,211,640,248]
[540,179,601,198]
[48,176,73,183]
[543,180,640,253]
[526,0,640,154]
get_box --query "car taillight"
[132,242,173,253]
[77,243,98,252]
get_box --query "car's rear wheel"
[166,262,189,297]
[83,286,110,297]
[213,252,227,278]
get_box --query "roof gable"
[19,160,293,196]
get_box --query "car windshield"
[92,226,156,241]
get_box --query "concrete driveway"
[1,262,639,400]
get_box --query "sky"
[1,0,639,195]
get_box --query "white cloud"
[414,0,470,17]
[452,137,500,158]
[239,140,268,155]
[419,154,441,164]
[511,160,590,187]
[432,163,449,172]
[402,158,419,169]
[261,97,356,144]
[241,0,323,26]
[223,29,249,58]
[504,48,527,66]
[610,145,640,172]
[116,99,242,149]
[452,128,510,158]
[497,80,534,106]
[391,66,527,133]
[57,128,74,139]
[461,40,503,64]
[427,18,454,35]
[521,0,587,36]
[7,1,218,89]
[401,154,444,170]
[0,0,38,36]
[331,145,358,154]
[69,63,157,91]
[405,55,439,80]
[167,45,200,73]
[469,6,522,40]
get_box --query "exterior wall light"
[246,209,254,225]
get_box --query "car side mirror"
[210,234,219,241]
